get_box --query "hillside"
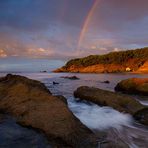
[54,47,148,73]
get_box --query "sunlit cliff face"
[0,49,7,58]
[0,0,148,60]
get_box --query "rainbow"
[77,0,100,52]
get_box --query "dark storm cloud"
[0,0,93,31]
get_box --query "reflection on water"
[0,116,51,148]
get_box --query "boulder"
[40,70,47,73]
[102,80,110,84]
[0,74,98,148]
[61,76,79,80]
[74,86,145,115]
[53,81,59,85]
[134,108,148,126]
[115,78,148,95]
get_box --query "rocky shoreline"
[0,74,148,147]
[54,61,148,74]
[0,74,98,147]
[74,86,148,126]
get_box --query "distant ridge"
[54,47,148,73]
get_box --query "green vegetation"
[65,47,148,68]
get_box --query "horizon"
[0,0,148,71]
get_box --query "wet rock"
[100,140,129,148]
[61,76,80,80]
[134,108,148,126]
[95,130,129,148]
[55,95,68,105]
[53,81,59,85]
[74,86,145,115]
[115,78,148,96]
[0,74,98,148]
[102,80,110,84]
[40,70,47,73]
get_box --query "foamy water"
[69,101,133,130]
[140,100,148,106]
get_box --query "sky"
[0,0,148,71]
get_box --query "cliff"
[54,47,148,73]
[135,61,148,73]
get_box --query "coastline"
[53,70,148,74]
[54,48,148,74]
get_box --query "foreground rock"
[74,86,145,115]
[134,108,148,125]
[115,78,148,96]
[0,74,97,147]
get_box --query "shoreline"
[0,74,148,147]
[53,71,148,74]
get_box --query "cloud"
[27,48,54,58]
[79,0,148,52]
[0,0,93,31]
[0,0,148,59]
[113,48,122,52]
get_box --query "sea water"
[0,72,148,147]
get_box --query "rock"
[74,86,145,115]
[61,76,79,80]
[53,81,59,85]
[115,78,148,95]
[0,74,98,148]
[134,108,148,125]
[102,80,110,84]
[95,130,129,148]
[55,95,68,105]
[40,70,47,73]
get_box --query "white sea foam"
[140,100,148,106]
[69,101,133,130]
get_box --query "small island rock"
[115,78,148,96]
